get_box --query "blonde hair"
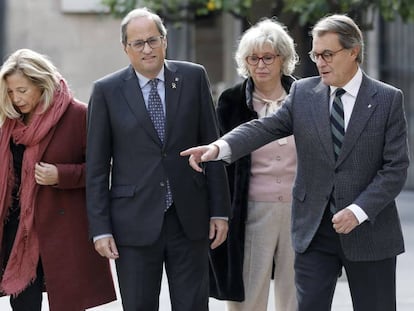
[0,49,60,119]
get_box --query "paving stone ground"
[1,191,413,310]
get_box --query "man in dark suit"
[86,7,230,311]
[181,14,409,311]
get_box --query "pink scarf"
[0,78,72,295]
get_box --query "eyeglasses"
[246,54,279,66]
[308,48,346,63]
[127,36,164,52]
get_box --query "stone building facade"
[2,0,414,187]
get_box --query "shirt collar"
[135,65,165,89]
[330,67,362,98]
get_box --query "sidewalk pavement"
[1,191,413,310]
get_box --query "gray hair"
[120,7,167,46]
[312,14,364,64]
[0,48,60,119]
[235,18,298,78]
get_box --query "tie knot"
[150,79,158,89]
[335,88,345,98]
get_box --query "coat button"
[160,182,165,187]
[58,209,65,215]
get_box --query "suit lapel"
[164,61,182,144]
[337,74,377,165]
[310,81,336,164]
[121,66,162,145]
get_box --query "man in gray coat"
[181,14,409,311]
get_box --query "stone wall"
[5,0,127,102]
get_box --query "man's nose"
[142,41,152,53]
[315,55,327,66]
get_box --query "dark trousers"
[9,264,44,311]
[115,205,209,311]
[294,207,397,311]
[2,211,43,311]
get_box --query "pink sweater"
[248,93,297,203]
[248,136,297,202]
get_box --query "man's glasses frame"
[308,48,346,63]
[127,36,164,52]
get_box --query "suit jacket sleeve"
[222,87,294,163]
[86,80,113,238]
[352,88,409,220]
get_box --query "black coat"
[209,75,295,301]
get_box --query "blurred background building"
[1,0,413,188]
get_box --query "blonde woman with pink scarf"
[0,49,116,311]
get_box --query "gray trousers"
[227,201,297,311]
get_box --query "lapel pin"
[172,77,179,88]
[368,104,372,108]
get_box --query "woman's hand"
[35,162,59,185]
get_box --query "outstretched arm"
[180,144,219,172]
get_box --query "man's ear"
[350,45,360,61]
